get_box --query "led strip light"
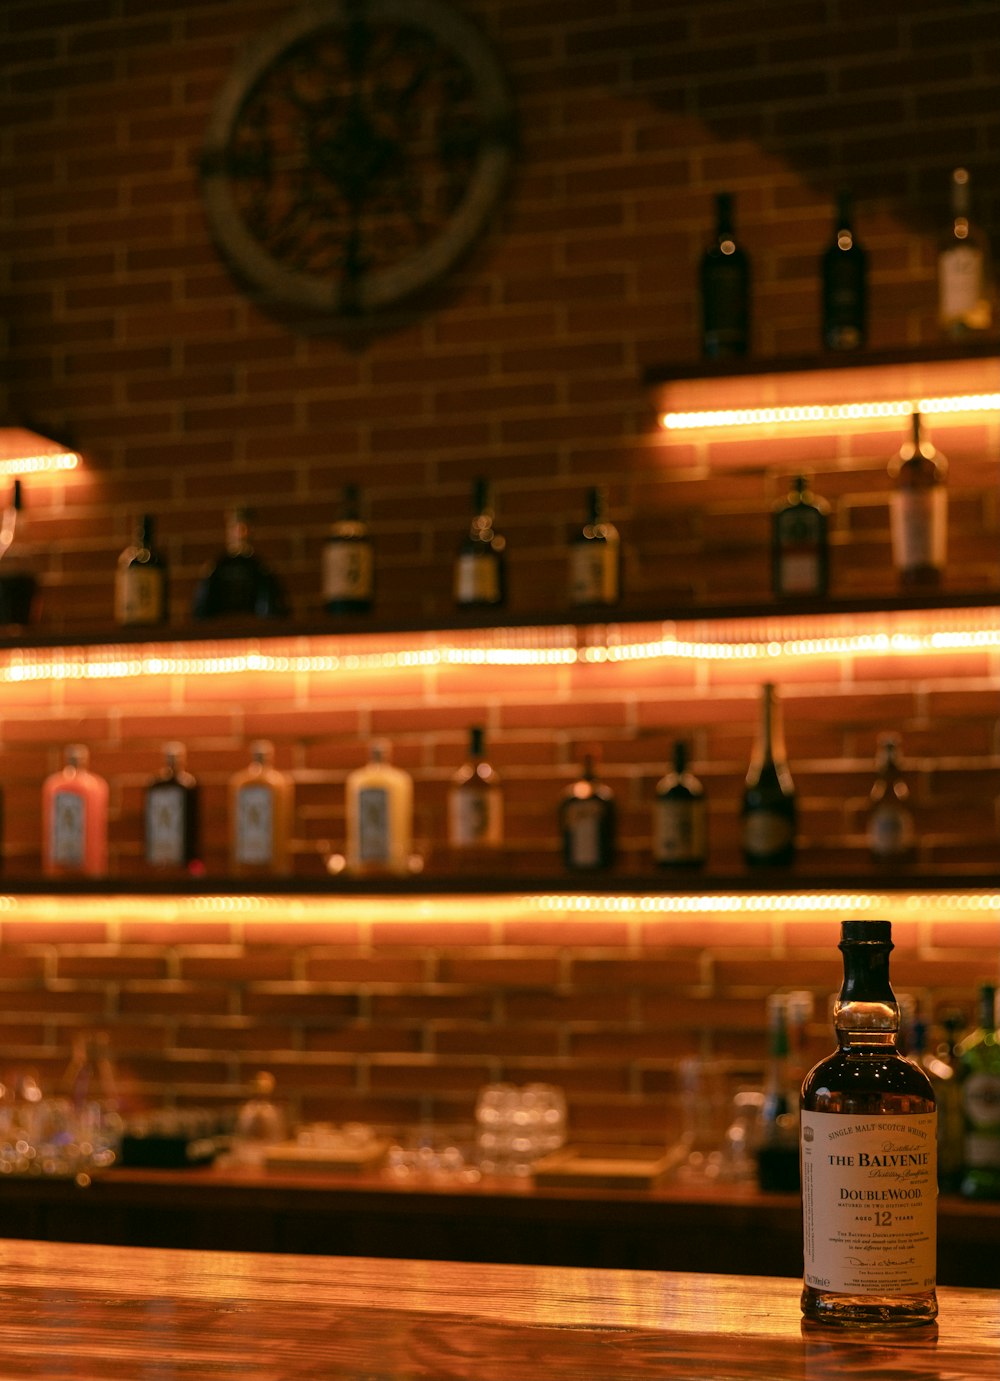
[0,451,79,477]
[659,391,1000,431]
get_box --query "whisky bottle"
[652,740,707,868]
[42,744,109,878]
[867,733,916,863]
[914,1006,966,1194]
[560,753,616,872]
[322,483,374,614]
[700,191,750,359]
[0,479,37,626]
[889,413,947,588]
[454,478,505,607]
[568,486,620,608]
[800,919,938,1327]
[345,740,413,876]
[821,190,867,351]
[741,684,796,868]
[192,508,290,620]
[229,740,294,877]
[448,726,503,850]
[115,514,168,626]
[771,475,830,599]
[756,994,801,1192]
[938,167,993,336]
[957,983,1000,1200]
[144,742,201,872]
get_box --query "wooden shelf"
[642,339,1000,387]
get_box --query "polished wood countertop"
[0,1237,996,1380]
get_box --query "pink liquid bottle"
[42,744,109,877]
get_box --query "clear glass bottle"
[42,744,109,878]
[231,1071,287,1166]
[560,753,616,872]
[115,513,168,626]
[144,742,201,872]
[772,475,830,599]
[867,733,915,863]
[454,478,505,607]
[889,412,947,589]
[322,483,373,614]
[800,919,938,1327]
[345,740,413,876]
[821,190,867,351]
[700,191,750,359]
[938,167,993,336]
[192,508,289,620]
[742,684,796,868]
[448,726,503,850]
[957,983,1000,1201]
[229,740,294,877]
[756,993,801,1192]
[653,740,707,868]
[568,486,620,607]
[0,478,37,625]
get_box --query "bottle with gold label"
[42,744,109,878]
[115,514,168,626]
[938,167,993,337]
[345,741,413,876]
[454,478,505,608]
[568,486,620,608]
[322,483,373,614]
[889,412,947,589]
[448,726,503,850]
[229,741,294,877]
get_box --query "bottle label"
[146,784,185,867]
[449,787,502,847]
[868,803,915,858]
[235,785,274,866]
[743,810,794,858]
[454,552,500,604]
[115,567,164,624]
[939,245,990,327]
[890,489,947,572]
[51,790,85,868]
[963,1073,1000,1168]
[801,1110,937,1296]
[358,786,391,863]
[653,798,706,865]
[322,540,373,603]
[777,550,822,596]
[569,543,618,605]
[565,800,604,869]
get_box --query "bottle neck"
[751,685,785,768]
[835,940,899,1048]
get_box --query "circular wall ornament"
[200,0,515,318]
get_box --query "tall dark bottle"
[700,192,750,359]
[568,486,620,608]
[889,413,947,589]
[652,740,706,868]
[771,475,830,599]
[115,513,168,626]
[821,190,867,351]
[322,483,373,614]
[454,478,505,608]
[144,742,201,873]
[741,683,795,867]
[800,920,938,1327]
[192,508,289,620]
[560,753,616,872]
[0,479,37,625]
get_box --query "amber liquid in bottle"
[800,920,938,1328]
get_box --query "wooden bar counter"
[0,1236,996,1380]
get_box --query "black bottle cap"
[840,919,892,945]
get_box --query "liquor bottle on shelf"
[448,726,503,850]
[756,994,801,1192]
[231,1071,287,1167]
[700,191,750,359]
[771,474,830,600]
[114,513,168,627]
[229,740,294,877]
[652,740,707,868]
[454,478,505,608]
[821,190,867,351]
[345,740,413,877]
[322,483,374,615]
[867,732,916,863]
[144,742,201,873]
[42,744,109,878]
[888,412,947,589]
[568,486,620,608]
[913,1006,966,1194]
[192,508,289,621]
[0,479,37,626]
[956,983,1000,1200]
[938,167,993,337]
[741,684,796,868]
[800,919,938,1327]
[560,752,616,872]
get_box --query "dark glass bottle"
[560,753,616,871]
[700,191,750,359]
[867,733,916,863]
[192,508,289,620]
[771,475,830,600]
[322,483,373,614]
[888,412,947,589]
[915,1006,966,1195]
[652,740,706,868]
[800,920,938,1328]
[144,742,201,872]
[742,684,796,868]
[568,486,620,608]
[448,726,503,850]
[0,479,37,625]
[821,190,867,351]
[957,983,1000,1201]
[454,478,505,607]
[756,994,801,1192]
[115,513,168,626]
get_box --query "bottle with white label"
[345,740,413,876]
[448,726,503,850]
[42,744,109,878]
[771,475,830,600]
[956,983,1000,1201]
[115,514,168,626]
[741,684,796,868]
[867,733,916,864]
[800,919,938,1327]
[652,741,707,868]
[322,483,373,614]
[889,412,947,589]
[454,478,505,608]
[938,166,993,337]
[560,753,616,872]
[568,486,620,608]
[229,741,294,877]
[144,742,201,872]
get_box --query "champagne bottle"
[229,740,294,877]
[568,486,620,608]
[771,475,830,600]
[115,514,168,626]
[560,752,616,872]
[42,744,109,878]
[756,994,801,1192]
[957,983,1000,1201]
[192,508,290,620]
[322,483,373,614]
[867,733,915,863]
[821,190,867,351]
[0,479,37,626]
[938,167,993,336]
[454,478,505,607]
[800,919,938,1327]
[742,684,795,868]
[652,740,707,868]
[889,412,947,589]
[345,740,413,877]
[448,726,503,850]
[700,191,750,359]
[144,742,201,872]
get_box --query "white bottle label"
[565,800,603,868]
[322,541,373,603]
[890,489,947,572]
[653,798,706,864]
[939,245,990,327]
[51,790,85,867]
[449,787,501,847]
[454,552,500,604]
[569,544,618,605]
[868,803,915,858]
[358,786,390,863]
[115,567,164,624]
[778,550,821,596]
[146,784,185,866]
[801,1110,937,1296]
[235,785,274,866]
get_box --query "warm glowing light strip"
[0,451,79,477]
[659,392,1000,431]
[530,891,1000,917]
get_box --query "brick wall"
[0,0,999,1139]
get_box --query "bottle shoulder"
[802,1046,936,1108]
